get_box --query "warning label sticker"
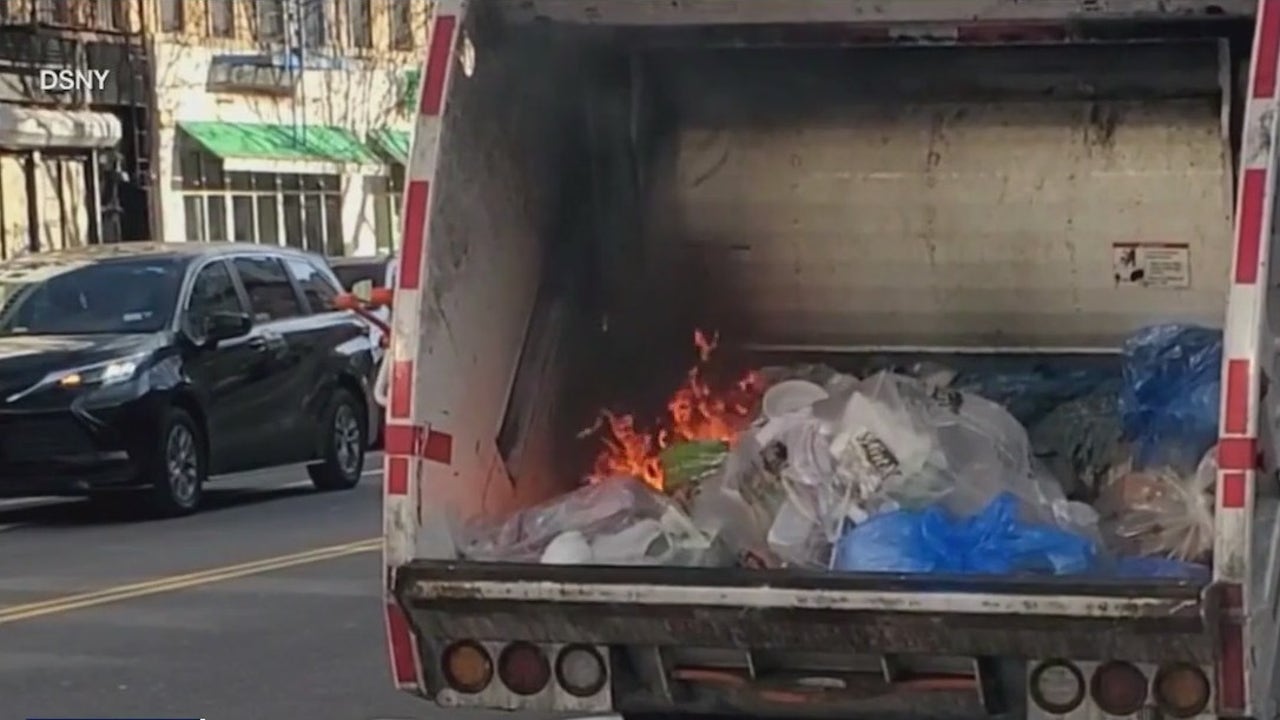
[1113,243,1191,289]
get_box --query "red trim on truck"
[1235,169,1265,284]
[1217,437,1258,471]
[1217,583,1246,714]
[386,599,421,686]
[1221,472,1247,510]
[1224,359,1252,435]
[386,423,420,457]
[1253,0,1280,98]
[421,16,457,117]
[398,180,430,291]
[387,455,411,496]
[422,429,454,465]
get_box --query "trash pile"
[457,324,1222,580]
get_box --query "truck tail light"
[499,642,551,695]
[1091,661,1148,716]
[556,644,608,697]
[442,640,493,694]
[1029,660,1086,714]
[1154,663,1211,718]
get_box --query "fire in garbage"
[581,329,765,490]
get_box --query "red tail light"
[499,642,551,696]
[1154,663,1211,718]
[442,640,493,694]
[1091,661,1148,716]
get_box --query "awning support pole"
[24,151,39,254]
[87,150,101,244]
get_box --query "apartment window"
[390,0,413,50]
[40,0,72,24]
[90,0,124,29]
[208,0,234,37]
[300,0,326,47]
[180,145,345,255]
[254,0,284,41]
[371,164,404,252]
[345,0,371,48]
[159,0,183,31]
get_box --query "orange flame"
[583,330,765,490]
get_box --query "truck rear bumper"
[396,562,1214,661]
[394,562,1222,718]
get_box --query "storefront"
[151,44,417,257]
[0,104,123,260]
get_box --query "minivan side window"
[186,261,244,334]
[284,256,340,313]
[231,256,304,322]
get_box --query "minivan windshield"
[0,257,186,336]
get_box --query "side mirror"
[351,279,374,302]
[204,311,252,343]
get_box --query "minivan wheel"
[145,408,206,517]
[308,388,367,491]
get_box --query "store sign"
[207,55,297,96]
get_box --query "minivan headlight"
[47,354,146,390]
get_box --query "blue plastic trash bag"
[1120,324,1222,472]
[831,493,1096,576]
[1105,555,1210,582]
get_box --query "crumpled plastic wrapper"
[688,435,792,568]
[457,477,722,566]
[1095,447,1216,563]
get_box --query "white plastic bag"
[458,477,718,566]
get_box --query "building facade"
[0,0,154,259]
[150,0,427,257]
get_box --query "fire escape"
[0,0,155,251]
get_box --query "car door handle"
[247,336,269,352]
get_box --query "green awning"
[179,121,383,173]
[369,127,411,164]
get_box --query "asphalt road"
[0,454,439,720]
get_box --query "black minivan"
[0,242,379,516]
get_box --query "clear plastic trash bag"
[834,371,1093,534]
[704,371,1097,568]
[1095,446,1217,563]
[457,477,720,566]
[689,434,792,568]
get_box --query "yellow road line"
[0,537,381,625]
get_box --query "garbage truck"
[378,1,1280,718]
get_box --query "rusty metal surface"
[399,560,1206,599]
[394,562,1215,665]
[403,600,1212,664]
